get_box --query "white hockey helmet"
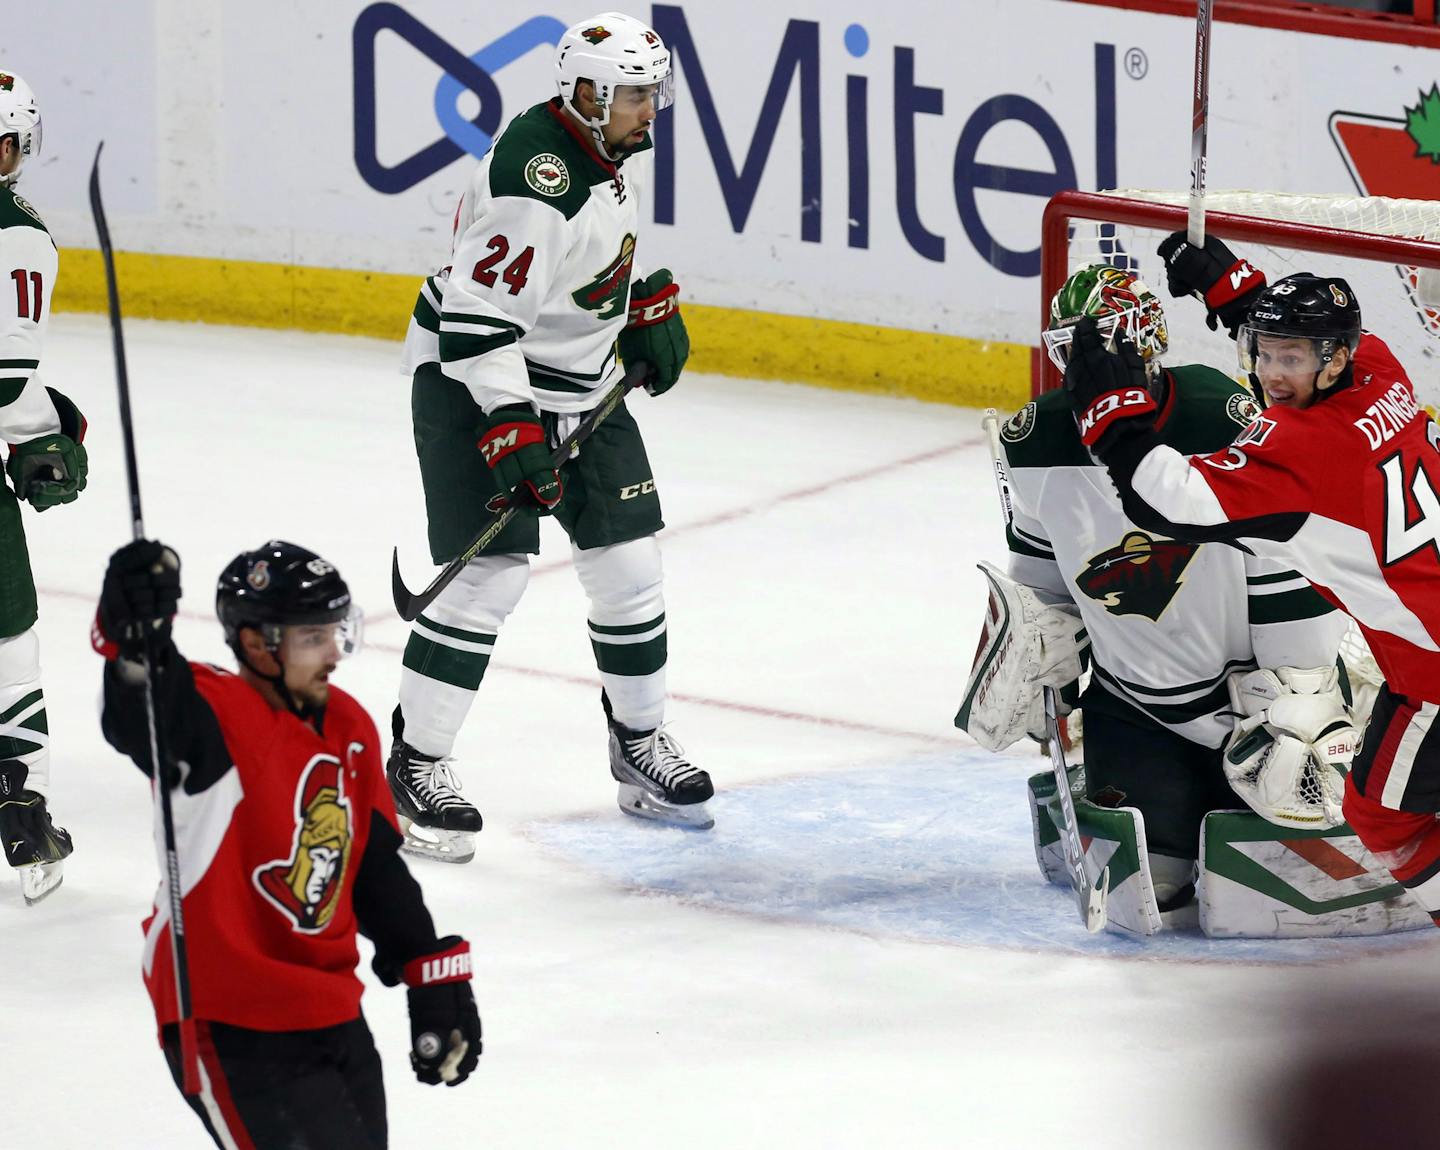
[0,70,41,187]
[554,13,673,155]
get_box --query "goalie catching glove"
[955,562,1088,751]
[1223,666,1357,830]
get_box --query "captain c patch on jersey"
[1075,531,1199,621]
[253,754,354,933]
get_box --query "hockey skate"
[0,761,73,905]
[606,704,714,830]
[387,740,482,864]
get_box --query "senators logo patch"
[254,754,353,933]
[1075,531,1199,621]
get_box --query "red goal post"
[1037,189,1440,401]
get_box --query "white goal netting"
[1044,190,1440,412]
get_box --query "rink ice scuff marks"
[527,750,1440,966]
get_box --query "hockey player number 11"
[11,268,41,321]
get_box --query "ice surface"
[6,316,1438,1148]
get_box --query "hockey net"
[1038,190,1433,729]
[1038,189,1440,412]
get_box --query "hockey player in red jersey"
[94,539,480,1148]
[1064,230,1440,927]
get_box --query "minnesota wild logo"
[0,75,12,93]
[581,26,612,45]
[1075,531,1198,621]
[572,233,635,321]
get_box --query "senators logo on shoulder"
[253,754,354,933]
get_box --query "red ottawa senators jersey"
[141,665,399,1031]
[1124,333,1440,698]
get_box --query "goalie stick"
[391,362,650,622]
[90,143,202,1094]
[981,409,1108,931]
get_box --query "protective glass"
[612,75,674,113]
[1237,325,1325,379]
[278,604,365,662]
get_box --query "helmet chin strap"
[231,639,325,727]
[563,98,626,163]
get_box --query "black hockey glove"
[619,269,689,395]
[7,388,89,511]
[1062,317,1158,463]
[379,936,481,1087]
[96,540,182,661]
[478,405,563,515]
[1156,229,1267,338]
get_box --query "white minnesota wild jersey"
[403,97,652,415]
[999,367,1347,748]
[0,184,61,445]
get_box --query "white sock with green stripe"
[399,554,529,757]
[575,538,667,731]
[0,629,48,796]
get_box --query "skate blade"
[616,784,714,831]
[17,860,64,905]
[399,818,476,865]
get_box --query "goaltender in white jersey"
[956,265,1399,937]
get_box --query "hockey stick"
[391,361,650,622]
[981,410,1107,932]
[1187,0,1213,246]
[90,144,202,1096]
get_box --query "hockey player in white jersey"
[957,266,1355,934]
[388,13,710,860]
[0,70,87,903]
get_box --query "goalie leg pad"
[1027,765,1085,887]
[1069,800,1163,936]
[1198,809,1432,937]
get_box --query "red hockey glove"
[1063,317,1158,459]
[477,405,562,515]
[1156,230,1266,338]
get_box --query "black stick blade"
[392,547,421,622]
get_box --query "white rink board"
[11,1,1440,345]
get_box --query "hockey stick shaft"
[981,411,1106,931]
[391,361,650,622]
[90,144,202,1095]
[1187,0,1213,246]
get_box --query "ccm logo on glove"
[1076,388,1156,448]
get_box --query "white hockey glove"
[1223,666,1357,830]
[955,562,1087,751]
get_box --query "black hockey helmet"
[216,540,357,653]
[1239,273,1361,398]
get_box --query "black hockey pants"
[161,1015,387,1149]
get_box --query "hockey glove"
[1156,230,1267,338]
[94,539,182,661]
[618,269,688,396]
[1062,317,1158,461]
[478,405,563,515]
[7,388,89,510]
[378,936,481,1087]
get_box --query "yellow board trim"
[54,248,1032,408]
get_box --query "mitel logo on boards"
[352,4,1119,277]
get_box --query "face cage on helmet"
[1042,310,1134,373]
[1237,324,1344,380]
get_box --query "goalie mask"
[0,70,42,187]
[1043,265,1169,380]
[555,13,674,160]
[1237,273,1362,405]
